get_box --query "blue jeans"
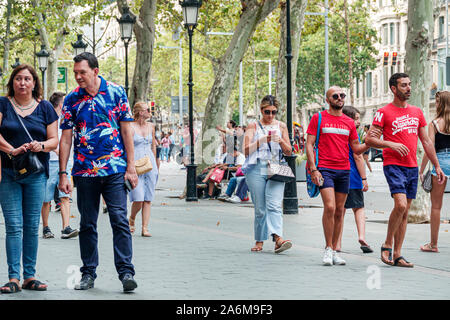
[0,169,46,280]
[225,176,245,196]
[161,147,169,161]
[73,173,135,280]
[245,162,286,241]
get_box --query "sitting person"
[218,167,245,201]
[226,176,250,203]
[202,147,245,199]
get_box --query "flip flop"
[0,282,21,294]
[393,256,414,268]
[274,240,292,254]
[22,279,47,291]
[381,246,393,266]
[361,246,373,253]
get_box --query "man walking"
[58,52,138,291]
[366,73,444,268]
[306,86,369,266]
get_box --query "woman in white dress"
[128,102,158,237]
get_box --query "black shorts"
[344,189,364,209]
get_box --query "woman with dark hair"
[0,64,58,293]
[242,95,293,253]
[419,91,450,253]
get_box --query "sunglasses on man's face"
[332,93,346,100]
[263,109,278,115]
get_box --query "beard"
[330,103,344,110]
[396,91,410,101]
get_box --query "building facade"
[303,0,449,127]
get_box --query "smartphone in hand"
[124,179,133,192]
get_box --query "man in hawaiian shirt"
[58,52,138,292]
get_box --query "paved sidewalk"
[0,161,449,300]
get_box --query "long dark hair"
[7,64,43,100]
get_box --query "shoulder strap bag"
[135,124,153,175]
[306,112,322,198]
[257,121,295,183]
[8,99,44,180]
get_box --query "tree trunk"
[34,0,70,99]
[343,0,354,106]
[251,44,259,119]
[118,0,157,108]
[2,0,13,75]
[404,0,436,223]
[275,0,308,122]
[200,0,280,166]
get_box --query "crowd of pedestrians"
[0,50,448,295]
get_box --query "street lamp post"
[283,0,299,214]
[11,58,20,70]
[36,45,50,100]
[71,34,88,57]
[180,0,202,202]
[118,6,136,98]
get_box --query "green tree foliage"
[297,0,378,108]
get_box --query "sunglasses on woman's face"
[263,109,278,115]
[332,93,346,100]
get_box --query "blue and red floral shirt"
[61,76,133,177]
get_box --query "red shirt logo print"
[392,114,419,135]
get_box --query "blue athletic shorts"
[383,165,418,199]
[318,168,350,194]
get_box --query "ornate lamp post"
[180,0,202,202]
[117,6,136,97]
[72,34,88,57]
[283,0,299,214]
[36,45,50,99]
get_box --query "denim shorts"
[383,165,418,199]
[318,167,350,194]
[344,189,364,209]
[44,161,70,202]
[432,149,450,177]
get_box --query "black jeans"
[73,173,135,280]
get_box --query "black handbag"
[8,101,44,180]
[422,168,432,193]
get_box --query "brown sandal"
[251,242,263,252]
[274,239,292,254]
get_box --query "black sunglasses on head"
[332,93,346,100]
[263,109,278,115]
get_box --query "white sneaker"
[332,251,346,265]
[323,247,333,266]
[226,195,241,204]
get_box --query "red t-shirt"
[306,110,359,170]
[372,103,427,167]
